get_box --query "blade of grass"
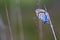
[44,5,57,40]
[15,0,25,40]
[49,18,57,40]
[38,19,43,40]
[4,1,14,40]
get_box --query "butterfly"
[35,9,50,24]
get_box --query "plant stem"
[5,4,13,40]
[38,19,43,40]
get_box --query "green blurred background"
[0,0,60,40]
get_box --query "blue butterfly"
[35,9,49,24]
